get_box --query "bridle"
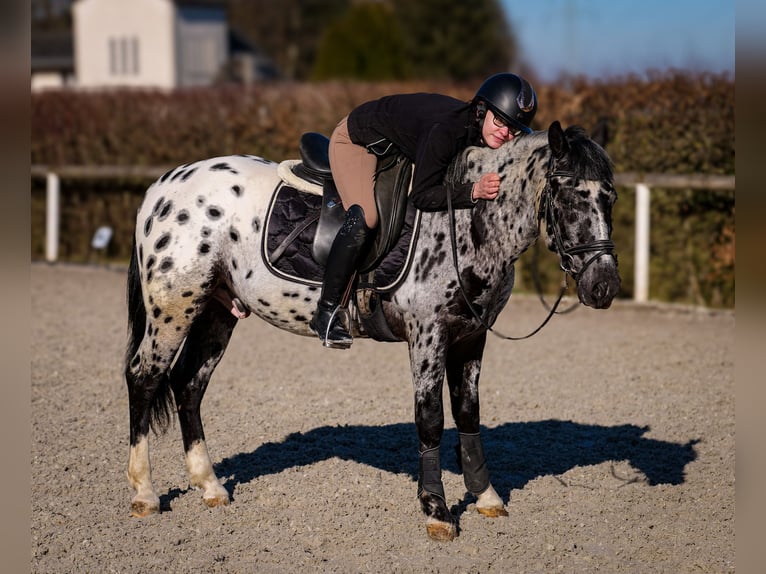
[542,156,615,282]
[447,152,615,340]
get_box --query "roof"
[31,30,74,72]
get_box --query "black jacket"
[346,93,482,211]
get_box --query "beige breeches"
[328,116,379,228]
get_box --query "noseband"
[542,158,615,281]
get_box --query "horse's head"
[541,121,621,309]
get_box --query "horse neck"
[465,134,551,259]
[517,134,552,215]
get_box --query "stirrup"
[323,306,352,349]
[311,305,353,349]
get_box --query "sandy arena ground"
[31,263,734,573]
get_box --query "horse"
[124,120,620,541]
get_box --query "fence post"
[634,183,650,302]
[46,172,60,263]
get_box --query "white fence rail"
[611,172,735,302]
[31,165,735,303]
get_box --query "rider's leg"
[309,116,378,348]
[327,115,379,228]
[309,204,374,348]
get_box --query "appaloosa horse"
[125,121,620,541]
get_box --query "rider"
[310,73,538,348]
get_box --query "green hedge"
[31,72,734,307]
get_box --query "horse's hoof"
[203,495,230,508]
[475,485,507,517]
[426,520,457,541]
[130,500,160,517]
[477,505,509,518]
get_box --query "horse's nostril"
[590,277,620,308]
[592,282,607,301]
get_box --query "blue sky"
[501,0,735,81]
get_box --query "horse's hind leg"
[169,304,238,508]
[126,324,188,517]
[124,240,215,516]
[446,332,507,518]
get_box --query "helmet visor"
[490,107,532,135]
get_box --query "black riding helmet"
[473,73,537,135]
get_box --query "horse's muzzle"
[577,258,621,309]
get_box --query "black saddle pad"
[263,183,419,290]
[264,184,324,283]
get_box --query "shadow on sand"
[198,420,697,508]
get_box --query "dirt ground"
[31,263,734,573]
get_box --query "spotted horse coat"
[125,121,621,541]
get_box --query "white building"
[32,0,275,91]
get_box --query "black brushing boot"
[310,204,375,348]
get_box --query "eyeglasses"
[491,112,523,137]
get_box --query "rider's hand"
[471,173,501,202]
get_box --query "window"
[109,36,140,76]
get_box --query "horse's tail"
[125,238,174,434]
[125,238,145,371]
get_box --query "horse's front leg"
[446,332,508,518]
[408,323,456,541]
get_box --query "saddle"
[263,132,421,341]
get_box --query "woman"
[310,73,538,348]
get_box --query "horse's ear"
[591,116,610,149]
[548,120,568,159]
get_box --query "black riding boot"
[310,204,375,349]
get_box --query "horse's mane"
[444,151,469,188]
[562,125,614,181]
[445,125,613,186]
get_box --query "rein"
[446,153,614,341]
